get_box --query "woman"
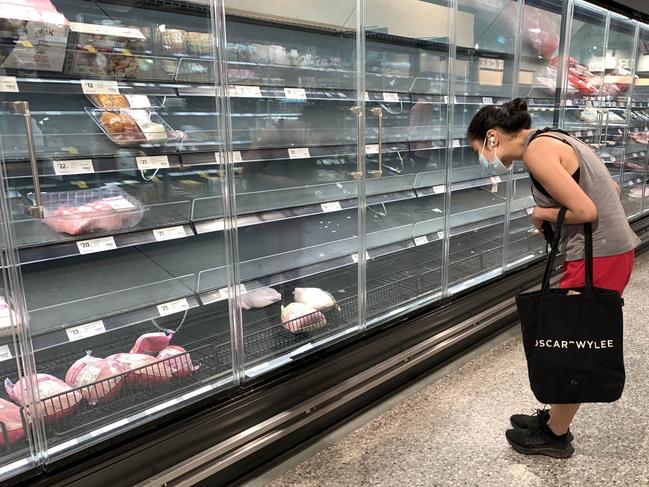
[467,98,640,458]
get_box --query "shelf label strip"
[0,76,19,93]
[81,79,119,95]
[153,225,187,242]
[157,298,190,317]
[66,320,106,342]
[53,159,94,176]
[284,87,307,100]
[414,235,429,246]
[321,201,342,213]
[76,236,117,255]
[136,154,170,170]
[288,147,310,159]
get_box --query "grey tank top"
[525,129,640,261]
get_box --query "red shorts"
[560,249,635,295]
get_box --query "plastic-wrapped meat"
[65,352,126,405]
[520,5,560,59]
[240,287,281,310]
[293,288,336,311]
[0,398,24,446]
[4,374,82,423]
[157,346,197,378]
[106,353,173,385]
[130,332,173,355]
[281,303,327,333]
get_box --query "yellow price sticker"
[67,147,80,155]
[18,40,33,48]
[72,181,88,189]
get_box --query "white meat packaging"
[130,332,173,355]
[281,302,327,333]
[4,374,82,422]
[240,287,281,310]
[293,287,336,311]
[157,346,197,378]
[65,352,126,405]
[0,398,25,446]
[105,353,173,385]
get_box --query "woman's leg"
[548,404,580,435]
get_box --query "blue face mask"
[479,137,510,176]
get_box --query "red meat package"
[106,353,172,385]
[130,332,173,355]
[0,398,25,446]
[157,346,198,378]
[65,352,127,405]
[4,374,82,422]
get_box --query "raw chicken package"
[130,332,173,355]
[33,186,145,236]
[157,346,197,378]
[240,287,281,310]
[106,353,173,385]
[5,374,82,422]
[293,288,336,311]
[0,398,25,446]
[281,303,327,333]
[65,352,126,405]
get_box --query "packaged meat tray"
[29,186,145,236]
[5,374,82,423]
[86,94,157,110]
[86,107,184,147]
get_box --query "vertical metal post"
[12,102,43,218]
[369,107,383,177]
[595,11,611,153]
[440,0,457,299]
[211,0,244,384]
[556,0,574,129]
[355,0,368,332]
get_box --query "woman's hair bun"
[467,97,532,141]
[503,97,528,113]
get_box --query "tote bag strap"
[541,207,594,295]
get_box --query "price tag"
[443,96,448,103]
[351,252,371,263]
[157,298,190,317]
[0,345,12,362]
[490,176,501,193]
[53,159,94,176]
[124,94,151,108]
[76,236,116,255]
[629,180,635,186]
[81,79,119,95]
[452,140,461,148]
[0,76,19,93]
[482,97,493,105]
[153,225,187,242]
[103,196,135,210]
[414,235,429,246]
[437,231,445,240]
[365,144,379,154]
[215,151,243,164]
[587,130,594,137]
[433,185,446,194]
[136,155,170,170]
[637,178,643,184]
[633,153,639,158]
[383,92,399,102]
[234,85,262,97]
[575,132,582,137]
[66,320,106,342]
[363,91,370,101]
[566,99,573,106]
[288,147,310,159]
[217,284,247,301]
[284,87,307,100]
[321,201,342,213]
[526,207,534,215]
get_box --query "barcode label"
[0,76,19,92]
[234,85,262,97]
[53,159,94,176]
[0,345,11,361]
[157,298,190,317]
[153,225,187,241]
[321,201,342,213]
[284,88,307,100]
[136,155,169,170]
[77,236,116,254]
[288,147,311,159]
[383,92,400,102]
[365,144,379,154]
[414,236,429,246]
[81,79,119,95]
[66,320,106,342]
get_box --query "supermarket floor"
[246,253,649,487]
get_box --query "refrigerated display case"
[1,0,649,485]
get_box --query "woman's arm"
[524,138,597,224]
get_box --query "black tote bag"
[516,208,625,404]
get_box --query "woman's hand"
[530,207,545,234]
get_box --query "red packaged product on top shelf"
[157,346,197,378]
[65,352,127,405]
[4,374,82,423]
[0,398,25,446]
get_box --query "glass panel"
[636,25,649,215]
[361,0,451,325]
[559,1,609,164]
[223,1,362,375]
[0,0,233,467]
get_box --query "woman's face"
[469,129,515,167]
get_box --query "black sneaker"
[510,409,574,442]
[506,423,575,459]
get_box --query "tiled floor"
[255,253,649,487]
